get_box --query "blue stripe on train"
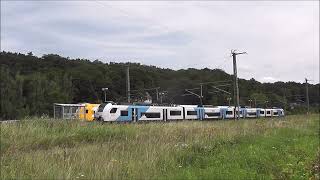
[115,105,150,122]
[135,106,150,120]
[116,107,132,122]
[196,107,204,120]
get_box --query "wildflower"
[175,142,189,149]
[81,174,85,177]
[111,159,118,163]
[179,165,182,168]
[181,143,188,147]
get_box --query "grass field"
[1,114,319,179]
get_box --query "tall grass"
[1,115,319,179]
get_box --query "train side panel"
[222,107,235,119]
[246,108,258,118]
[180,105,198,120]
[203,107,222,119]
[137,106,164,121]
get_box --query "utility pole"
[305,78,310,114]
[156,87,160,102]
[231,50,247,120]
[102,88,109,102]
[126,66,130,103]
[283,89,286,111]
[200,84,203,106]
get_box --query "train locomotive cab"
[95,103,133,122]
[94,103,109,121]
[279,109,285,117]
[272,108,284,117]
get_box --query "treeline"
[0,51,319,119]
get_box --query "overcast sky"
[1,1,319,84]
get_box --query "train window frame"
[266,111,271,114]
[120,110,128,116]
[141,112,161,118]
[110,108,117,113]
[187,111,197,115]
[260,111,265,114]
[170,110,181,116]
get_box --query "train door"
[134,108,139,122]
[131,108,135,122]
[163,109,167,121]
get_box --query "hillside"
[0,51,319,119]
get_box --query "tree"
[250,92,267,108]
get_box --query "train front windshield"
[97,103,107,112]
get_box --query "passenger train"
[94,102,284,122]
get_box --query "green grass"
[1,114,319,179]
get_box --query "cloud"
[1,1,319,84]
[260,76,278,83]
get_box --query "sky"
[1,1,319,84]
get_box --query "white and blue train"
[94,103,284,122]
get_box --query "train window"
[226,111,233,115]
[141,112,160,118]
[273,111,278,115]
[86,110,88,114]
[260,111,265,114]
[110,108,117,113]
[206,112,220,116]
[98,103,107,112]
[266,111,271,114]
[121,110,128,116]
[170,111,181,116]
[187,111,197,115]
[248,112,256,116]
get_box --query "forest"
[0,51,319,119]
